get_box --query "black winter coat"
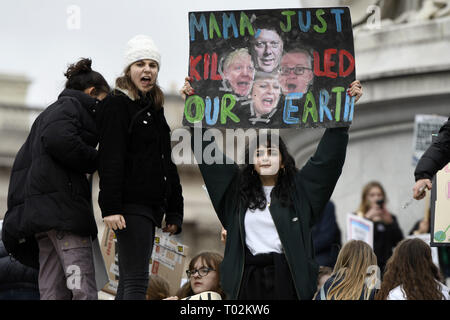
[96,89,183,232]
[0,240,38,292]
[312,201,341,268]
[2,89,99,268]
[415,117,450,180]
[192,126,348,300]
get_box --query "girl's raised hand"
[180,76,194,101]
[347,80,363,102]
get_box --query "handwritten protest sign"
[184,7,356,128]
[411,114,448,166]
[430,163,450,246]
[346,213,374,248]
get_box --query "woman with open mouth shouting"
[96,35,184,300]
[248,71,282,124]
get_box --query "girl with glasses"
[164,252,225,300]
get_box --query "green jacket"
[191,126,349,300]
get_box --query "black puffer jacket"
[2,89,99,267]
[96,89,183,232]
[415,117,450,180]
[0,240,38,292]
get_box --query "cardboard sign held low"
[100,227,189,296]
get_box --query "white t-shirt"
[244,186,283,255]
[387,281,450,300]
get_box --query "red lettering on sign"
[189,55,202,81]
[210,52,222,80]
[204,53,210,80]
[339,49,355,77]
[314,49,355,78]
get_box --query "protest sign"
[346,213,373,248]
[411,114,448,166]
[100,227,189,296]
[184,7,356,128]
[430,162,450,246]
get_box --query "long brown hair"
[115,63,164,109]
[146,274,170,300]
[177,251,225,299]
[376,238,444,300]
[357,181,387,215]
[325,240,377,300]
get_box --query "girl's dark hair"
[146,274,170,300]
[240,131,297,210]
[64,58,110,95]
[375,238,445,300]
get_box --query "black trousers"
[238,247,298,300]
[114,214,155,300]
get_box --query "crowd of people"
[0,30,449,301]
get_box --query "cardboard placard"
[430,163,450,246]
[411,114,447,166]
[346,213,374,248]
[184,7,355,128]
[100,227,189,296]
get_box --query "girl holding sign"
[97,35,184,300]
[181,78,362,300]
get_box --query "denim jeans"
[114,214,155,300]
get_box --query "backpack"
[1,214,39,270]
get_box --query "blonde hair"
[357,181,387,216]
[223,48,253,72]
[325,240,377,300]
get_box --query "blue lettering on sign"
[298,10,311,32]
[330,9,344,32]
[319,89,332,122]
[205,96,220,125]
[343,94,355,122]
[222,13,239,39]
[283,92,304,124]
[190,13,208,41]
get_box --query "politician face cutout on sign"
[279,48,314,95]
[222,48,255,97]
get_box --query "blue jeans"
[114,215,155,300]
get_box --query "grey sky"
[0,0,302,107]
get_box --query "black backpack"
[2,206,39,270]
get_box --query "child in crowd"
[316,266,333,294]
[164,252,225,300]
[315,240,378,300]
[376,238,449,300]
[145,275,170,300]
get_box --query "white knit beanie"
[124,35,161,71]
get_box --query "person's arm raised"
[296,80,362,226]
[181,77,239,226]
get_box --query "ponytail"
[65,58,110,95]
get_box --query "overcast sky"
[0,0,306,107]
